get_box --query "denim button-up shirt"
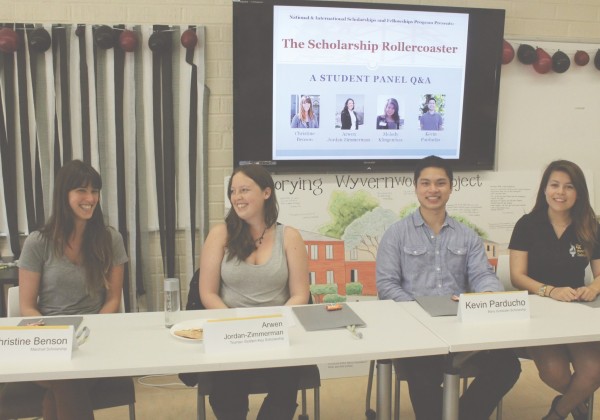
[376,210,502,302]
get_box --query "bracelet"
[548,286,556,298]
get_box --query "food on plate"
[174,328,203,340]
[326,304,343,311]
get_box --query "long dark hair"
[383,98,400,124]
[531,160,598,257]
[299,96,315,122]
[225,164,278,261]
[342,98,354,113]
[39,160,113,292]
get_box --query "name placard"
[203,314,289,354]
[457,291,530,322]
[0,326,74,360]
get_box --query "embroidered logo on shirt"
[570,244,586,258]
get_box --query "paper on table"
[233,306,296,327]
[577,298,600,308]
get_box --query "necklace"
[254,226,268,245]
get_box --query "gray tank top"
[220,224,289,308]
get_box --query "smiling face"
[385,102,396,117]
[302,100,312,112]
[427,99,436,112]
[68,184,99,223]
[346,99,354,110]
[545,170,577,214]
[415,167,452,213]
[229,172,271,223]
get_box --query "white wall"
[2,0,600,226]
[497,39,600,205]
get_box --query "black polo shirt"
[509,212,600,288]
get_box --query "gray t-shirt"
[18,228,128,315]
[420,112,443,130]
[220,224,289,308]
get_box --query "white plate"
[169,319,207,342]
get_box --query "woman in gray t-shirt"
[18,160,128,420]
[199,164,309,419]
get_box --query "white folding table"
[401,296,600,420]
[0,300,448,420]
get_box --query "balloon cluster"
[0,25,200,54]
[0,27,52,53]
[502,39,599,74]
[87,25,200,54]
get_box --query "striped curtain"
[0,24,208,311]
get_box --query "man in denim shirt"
[377,156,521,420]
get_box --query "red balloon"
[574,50,589,66]
[0,28,18,54]
[180,29,198,49]
[533,47,552,74]
[502,40,514,65]
[119,30,137,52]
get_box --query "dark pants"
[36,379,97,420]
[209,366,301,420]
[403,349,521,420]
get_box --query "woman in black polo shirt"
[509,160,600,420]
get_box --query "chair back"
[186,269,204,310]
[496,254,516,291]
[119,292,126,313]
[585,264,593,286]
[7,286,20,317]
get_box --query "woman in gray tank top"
[200,164,309,419]
[18,160,128,420]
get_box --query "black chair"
[180,270,321,420]
[0,378,136,420]
[364,359,503,420]
[512,348,594,420]
[0,286,136,420]
[496,257,595,420]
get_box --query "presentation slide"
[272,5,469,161]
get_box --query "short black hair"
[413,155,453,184]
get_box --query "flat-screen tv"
[233,0,505,173]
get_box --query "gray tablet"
[414,295,458,317]
[18,315,84,330]
[292,304,366,331]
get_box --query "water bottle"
[164,278,181,328]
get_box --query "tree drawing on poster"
[319,191,378,238]
[342,207,398,259]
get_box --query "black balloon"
[148,31,171,54]
[28,28,51,52]
[95,25,115,49]
[75,25,85,38]
[552,50,570,73]
[517,44,536,65]
[595,49,600,70]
